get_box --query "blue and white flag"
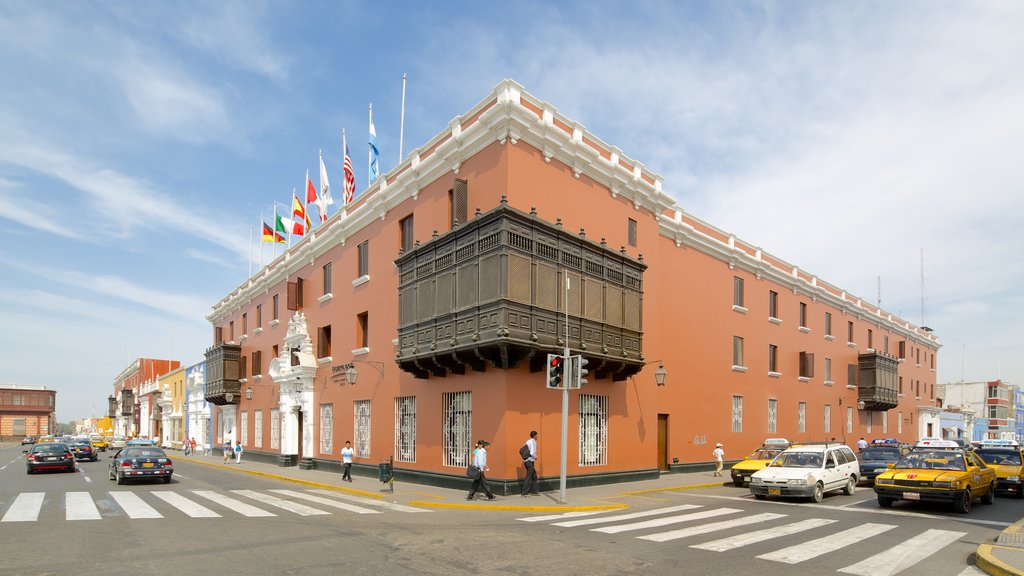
[369,120,379,184]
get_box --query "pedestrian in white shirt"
[712,443,725,477]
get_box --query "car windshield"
[976,449,1022,466]
[123,448,166,459]
[860,448,901,460]
[71,441,91,447]
[33,443,68,454]
[770,452,822,468]
[896,450,966,471]
[747,448,782,460]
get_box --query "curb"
[977,517,1024,576]
[179,457,384,500]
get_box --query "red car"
[26,442,76,474]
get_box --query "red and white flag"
[343,143,355,205]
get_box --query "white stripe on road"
[757,523,897,564]
[838,529,967,576]
[1,493,45,522]
[151,491,220,518]
[191,490,277,517]
[593,508,742,534]
[110,491,162,518]
[308,489,431,513]
[270,490,379,514]
[66,492,101,520]
[691,518,838,552]
[554,504,701,527]
[639,512,787,543]
[231,490,329,516]
[517,510,608,522]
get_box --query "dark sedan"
[109,446,173,485]
[857,445,903,484]
[21,436,36,445]
[69,440,98,462]
[26,442,76,474]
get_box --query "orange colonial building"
[207,80,939,491]
[0,385,56,440]
[110,358,180,439]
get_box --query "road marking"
[109,491,162,518]
[191,490,277,517]
[691,518,838,551]
[593,508,743,534]
[639,512,787,543]
[308,489,430,513]
[270,490,380,514]
[553,504,702,527]
[66,492,101,520]
[1,493,45,522]
[517,510,608,522]
[232,490,329,516]
[151,491,221,518]
[757,523,897,563]
[838,528,967,576]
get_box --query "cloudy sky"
[1,1,1021,422]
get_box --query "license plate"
[47,457,59,461]
[903,492,920,500]
[142,462,154,468]
[768,488,781,496]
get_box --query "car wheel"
[982,483,995,505]
[26,468,33,475]
[811,482,824,503]
[754,494,767,500]
[733,480,744,488]
[162,475,172,484]
[953,490,971,513]
[843,476,856,495]
[878,496,895,508]
[116,471,125,485]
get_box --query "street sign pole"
[560,275,570,504]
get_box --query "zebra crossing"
[518,504,973,576]
[0,488,429,522]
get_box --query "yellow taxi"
[729,438,790,487]
[89,434,110,452]
[973,439,1024,499]
[873,438,996,513]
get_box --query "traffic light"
[546,354,564,388]
[576,356,589,388]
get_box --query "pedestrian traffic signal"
[546,354,564,388]
[576,356,589,388]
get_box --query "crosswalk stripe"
[757,523,897,564]
[191,490,276,517]
[554,504,702,527]
[517,510,607,522]
[231,490,329,516]
[109,491,162,518]
[66,492,101,520]
[639,512,787,543]
[593,508,742,534]
[1,493,44,522]
[269,490,380,514]
[691,518,838,552]
[837,528,968,576]
[151,491,220,518]
[308,489,430,513]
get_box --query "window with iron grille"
[354,400,371,458]
[732,395,743,432]
[798,402,806,433]
[768,399,777,433]
[254,409,263,448]
[241,411,248,445]
[866,410,873,434]
[898,411,903,434]
[320,403,333,454]
[824,404,832,433]
[270,408,280,449]
[579,394,608,466]
[395,396,416,463]
[882,411,888,434]
[442,391,472,468]
[449,178,468,227]
[846,406,853,433]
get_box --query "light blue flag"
[369,120,379,184]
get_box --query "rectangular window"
[320,403,333,454]
[442,391,472,468]
[272,344,279,361]
[358,240,369,277]
[627,218,637,247]
[357,312,369,348]
[323,262,332,295]
[798,402,806,433]
[272,294,279,320]
[732,395,743,432]
[254,409,263,448]
[271,408,280,449]
[256,304,262,327]
[229,321,235,341]
[768,345,778,373]
[824,404,832,433]
[799,302,807,328]
[882,411,887,434]
[799,351,814,378]
[848,364,857,388]
[825,312,832,336]
[449,178,468,227]
[768,399,777,433]
[867,328,874,350]
[883,335,889,354]
[847,321,854,343]
[846,406,853,434]
[395,396,417,463]
[769,291,779,319]
[400,214,414,253]
[866,411,873,434]
[215,326,223,344]
[243,313,248,334]
[733,276,744,308]
[899,376,903,394]
[898,411,903,434]
[579,394,609,466]
[354,400,371,458]
[241,411,249,446]
[318,325,332,358]
[824,357,832,383]
[239,355,248,379]
[252,350,262,376]
[732,336,744,368]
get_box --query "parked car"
[69,440,98,462]
[25,442,76,474]
[21,436,36,445]
[729,438,790,487]
[110,436,127,449]
[973,440,1024,498]
[749,443,860,502]
[873,438,995,513]
[857,445,904,485]
[109,445,173,485]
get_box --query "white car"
[110,436,127,449]
[749,443,860,503]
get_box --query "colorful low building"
[1,384,56,440]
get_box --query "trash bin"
[378,462,393,483]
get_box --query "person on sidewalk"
[521,431,539,497]
[190,437,196,457]
[467,440,495,501]
[712,442,725,477]
[234,440,243,463]
[223,439,232,464]
[340,440,354,482]
[857,437,868,451]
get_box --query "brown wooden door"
[658,414,669,471]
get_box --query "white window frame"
[798,402,806,433]
[898,411,903,434]
[824,404,832,434]
[866,411,873,434]
[442,391,472,468]
[320,403,333,454]
[882,411,888,434]
[395,396,417,463]
[241,410,249,446]
[270,408,280,449]
[846,406,853,434]
[732,395,743,432]
[254,409,263,448]
[579,394,608,466]
[768,399,777,433]
[354,400,371,458]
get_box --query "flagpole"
[399,73,406,164]
[304,169,311,234]
[259,214,264,269]
[368,102,373,190]
[272,205,278,260]
[289,189,296,249]
[248,225,253,277]
[342,128,350,211]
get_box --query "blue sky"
[2,1,1022,422]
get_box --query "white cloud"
[180,2,289,81]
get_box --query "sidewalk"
[176,452,1024,575]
